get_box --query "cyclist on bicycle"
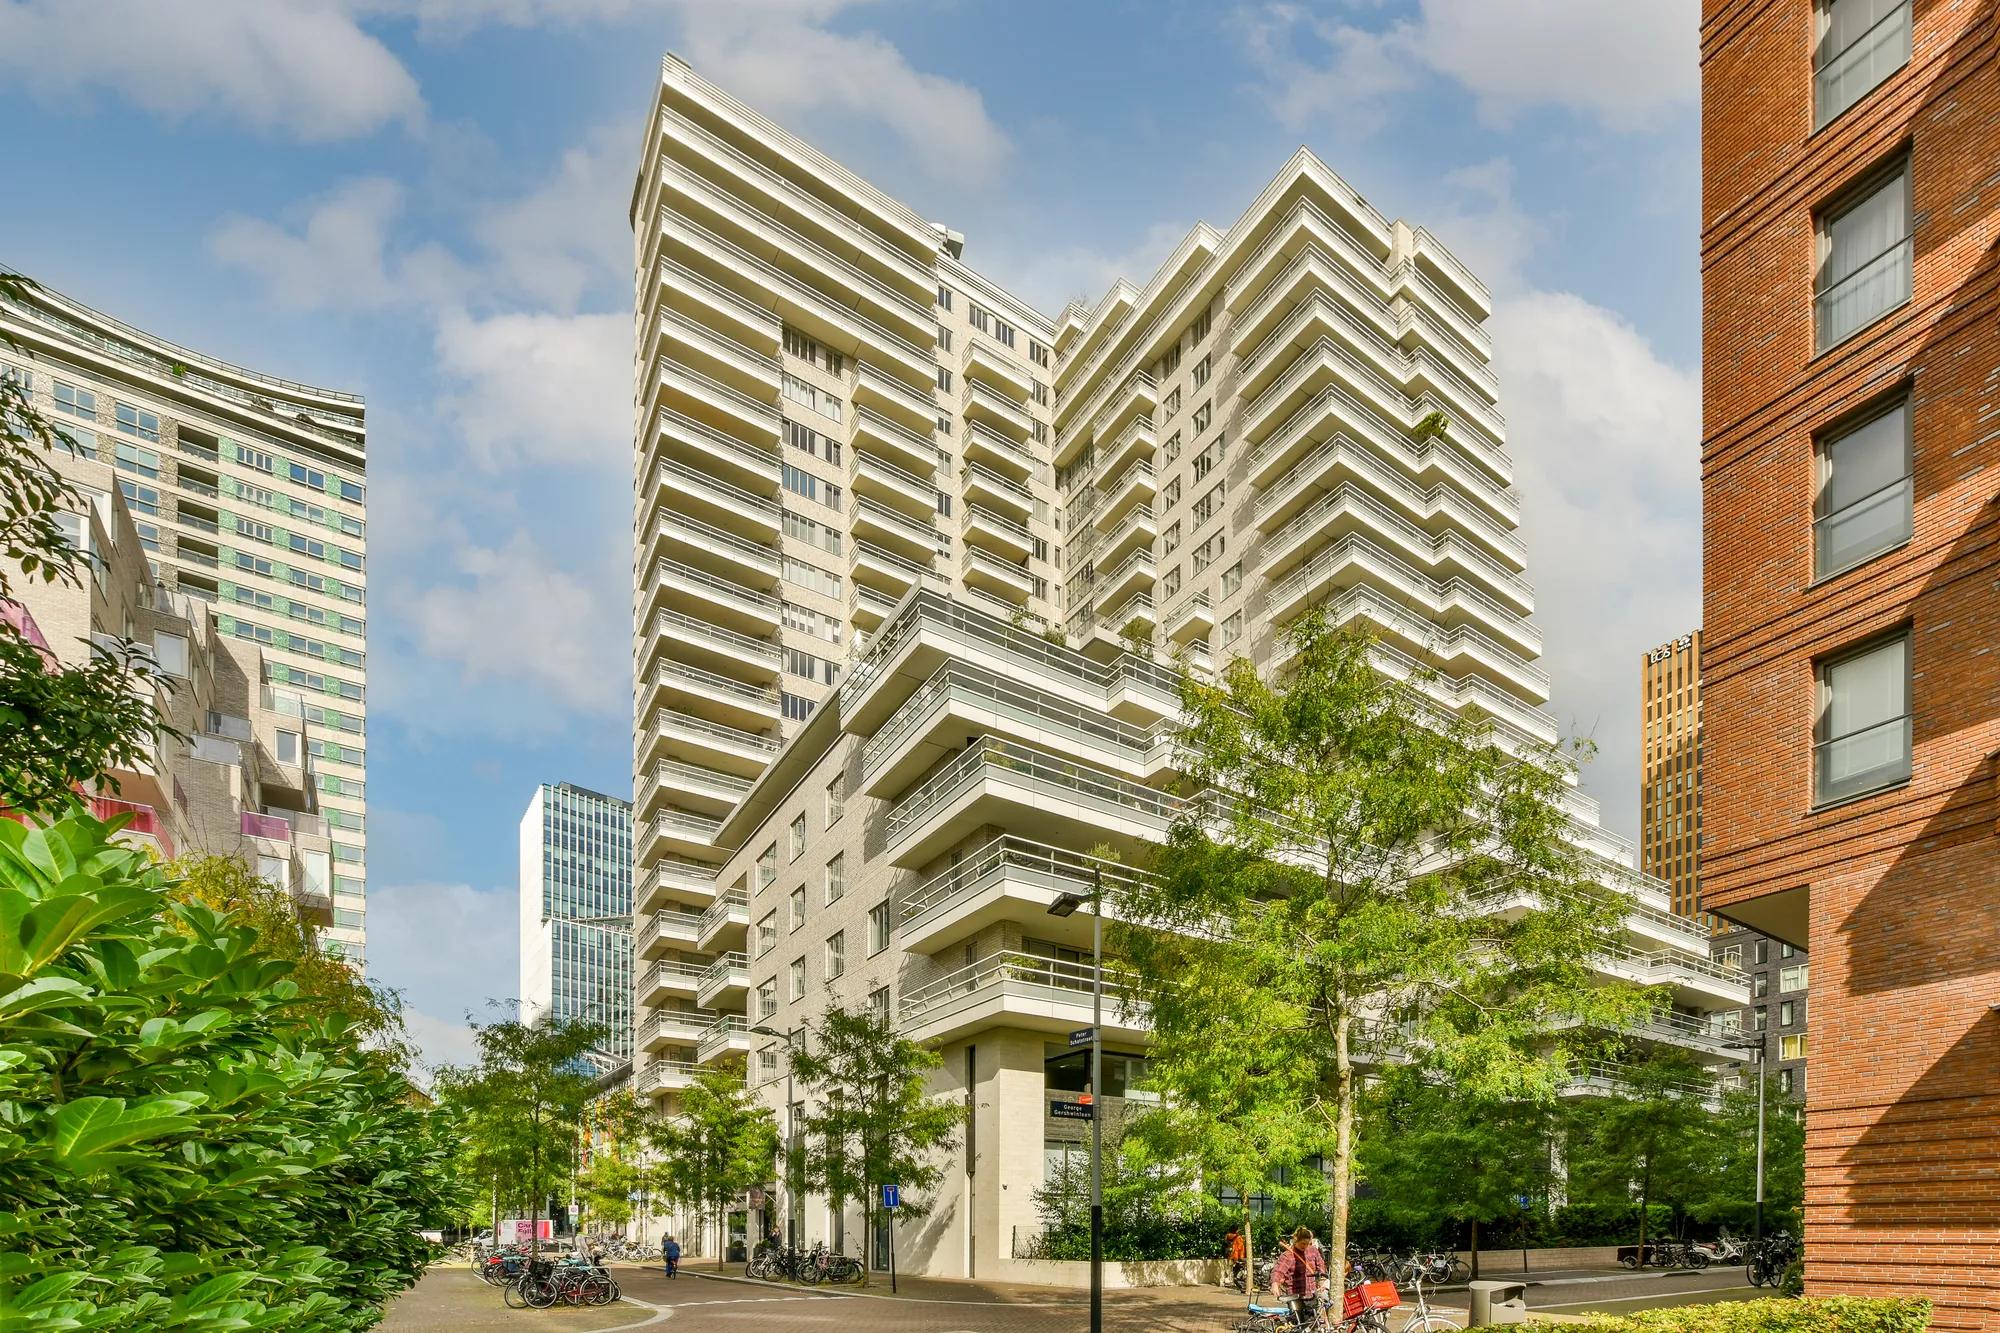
[1270,1226,1328,1326]
[662,1235,680,1279]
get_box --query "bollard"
[1467,1279,1530,1326]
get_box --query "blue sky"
[0,0,1702,1070]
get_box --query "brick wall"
[1699,1,1999,1325]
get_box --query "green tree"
[659,1066,778,1269]
[793,1007,965,1277]
[0,270,177,816]
[578,1088,655,1235]
[434,1014,605,1254]
[1359,1067,1557,1278]
[0,810,458,1328]
[1120,614,1654,1277]
[1563,1051,1722,1259]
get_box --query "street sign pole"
[881,1183,900,1293]
[1089,866,1103,1333]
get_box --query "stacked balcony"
[642,1005,722,1052]
[851,449,939,524]
[636,856,720,915]
[696,1014,754,1065]
[961,545,1033,605]
[964,419,1037,480]
[1163,593,1215,645]
[695,951,750,1008]
[640,958,707,1006]
[961,461,1034,524]
[852,404,942,477]
[695,890,750,952]
[963,379,1034,440]
[900,949,1149,1048]
[850,494,944,565]
[637,906,705,958]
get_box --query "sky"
[0,0,1702,1073]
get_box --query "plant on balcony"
[0,810,458,1329]
[1118,611,1657,1280]
[0,272,180,817]
[654,1066,778,1269]
[792,1006,965,1278]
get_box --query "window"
[868,900,890,954]
[1160,566,1181,600]
[789,957,807,1001]
[1780,1000,1797,1026]
[1721,944,1744,970]
[1221,611,1243,647]
[1815,0,1910,128]
[757,979,778,1021]
[1780,1034,1809,1061]
[1189,308,1211,344]
[1192,482,1224,526]
[1754,972,1770,999]
[1221,561,1242,597]
[1192,400,1212,433]
[1161,432,1181,467]
[1192,355,1210,388]
[936,285,953,311]
[757,843,777,890]
[1816,632,1910,803]
[825,853,845,905]
[995,319,1016,348]
[61,426,97,460]
[782,691,816,722]
[825,774,846,823]
[1755,939,1770,966]
[1030,341,1049,368]
[968,304,990,334]
[53,382,95,419]
[1778,1068,1797,1095]
[825,930,845,980]
[274,728,300,763]
[789,813,807,861]
[1754,1005,1770,1031]
[759,1047,779,1082]
[1163,387,1181,417]
[1193,533,1224,574]
[114,403,159,442]
[114,441,160,478]
[789,886,806,931]
[1780,963,1810,993]
[1815,397,1910,577]
[867,986,890,1024]
[1815,162,1910,351]
[756,912,777,957]
[1162,521,1181,555]
[151,630,189,678]
[1159,344,1181,377]
[937,366,953,393]
[1162,477,1182,509]
[1781,942,1796,959]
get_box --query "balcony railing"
[654,657,783,709]
[897,835,1160,929]
[700,891,750,935]
[651,609,782,665]
[902,950,1146,1025]
[1814,235,1912,352]
[651,709,780,755]
[657,511,781,573]
[637,908,704,952]
[864,661,1167,779]
[699,952,749,989]
[240,810,291,841]
[885,735,1181,844]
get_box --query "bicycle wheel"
[501,1278,533,1309]
[1401,1315,1463,1331]
[1446,1259,1470,1284]
[524,1277,559,1310]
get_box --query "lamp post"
[751,1023,804,1248]
[1047,866,1104,1333]
[1726,1034,1768,1246]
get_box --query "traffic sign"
[1050,1100,1093,1121]
[881,1183,901,1210]
[1068,1026,1095,1047]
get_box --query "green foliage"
[657,1066,777,1267]
[1120,614,1654,1276]
[431,1013,605,1250]
[0,811,456,1329]
[578,1088,656,1230]
[1574,1297,1930,1333]
[793,1006,965,1271]
[1563,1050,1727,1253]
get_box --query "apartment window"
[868,985,890,1024]
[274,728,300,764]
[1032,380,1049,406]
[1192,482,1224,526]
[937,366,953,393]
[825,774,846,824]
[114,403,159,442]
[1162,477,1182,509]
[1815,0,1910,128]
[1030,341,1050,368]
[61,427,97,460]
[1781,942,1796,959]
[1221,561,1242,597]
[1778,1068,1797,1095]
[1721,944,1744,970]
[868,900,890,955]
[150,630,189,678]
[757,978,778,1021]
[1161,432,1182,467]
[1192,355,1211,389]
[53,382,95,419]
[937,414,952,436]
[936,285,953,310]
[1780,1000,1797,1026]
[1189,308,1212,344]
[756,911,777,958]
[114,441,160,479]
[782,691,816,722]
[1754,1005,1770,1031]
[1163,387,1181,417]
[789,957,806,1001]
[1193,533,1224,574]
[788,886,806,933]
[1754,972,1770,999]
[1780,963,1810,993]
[757,842,777,890]
[1221,610,1243,647]
[1815,161,1910,351]
[758,1047,779,1083]
[1192,401,1212,433]
[1159,344,1181,378]
[1755,939,1770,966]
[935,325,953,354]
[1815,632,1911,803]
[1815,397,1911,578]
[969,305,991,334]
[825,930,846,980]
[1160,566,1181,601]
[995,319,1016,348]
[1162,521,1181,555]
[1780,1033,1809,1062]
[825,853,845,905]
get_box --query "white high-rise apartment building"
[629,58,1746,1275]
[519,782,636,1066]
[2,281,370,963]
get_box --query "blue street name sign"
[881,1184,901,1210]
[1068,1026,1095,1047]
[1050,1100,1094,1121]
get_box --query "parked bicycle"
[1745,1230,1797,1288]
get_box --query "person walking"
[662,1235,681,1279]
[1270,1226,1328,1328]
[1225,1224,1248,1291]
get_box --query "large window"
[1815,163,1910,351]
[1815,397,1911,577]
[1780,1033,1809,1062]
[1815,0,1910,129]
[1816,632,1911,804]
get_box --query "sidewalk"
[380,1266,660,1332]
[668,1263,1099,1306]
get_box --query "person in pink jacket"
[1269,1226,1328,1325]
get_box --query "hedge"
[1574,1297,1931,1333]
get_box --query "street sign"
[881,1184,901,1210]
[1068,1026,1095,1047]
[1050,1100,1093,1121]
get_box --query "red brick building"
[1700,1,1998,1325]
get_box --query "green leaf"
[49,1095,203,1166]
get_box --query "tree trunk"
[1470,1216,1480,1281]
[1331,1002,1354,1282]
[1243,1190,1254,1297]
[1637,1152,1652,1265]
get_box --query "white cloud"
[473,125,633,312]
[1493,291,1700,840]
[365,878,520,1073]
[0,0,423,141]
[208,178,414,312]
[1235,0,1696,133]
[433,310,631,469]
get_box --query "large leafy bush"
[1577,1297,1931,1332]
[0,812,454,1329]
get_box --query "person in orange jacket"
[1225,1224,1248,1290]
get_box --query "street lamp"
[751,1022,804,1248]
[1047,865,1103,1333]
[1725,1035,1768,1246]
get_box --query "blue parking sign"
[881,1184,901,1210]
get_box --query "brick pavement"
[377,1266,662,1332]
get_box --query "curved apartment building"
[629,57,1745,1274]
[1,280,369,964]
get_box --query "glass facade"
[522,782,634,1063]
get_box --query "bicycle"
[1398,1273,1463,1332]
[1745,1231,1796,1288]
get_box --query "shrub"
[1574,1296,1931,1333]
[0,812,456,1328]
